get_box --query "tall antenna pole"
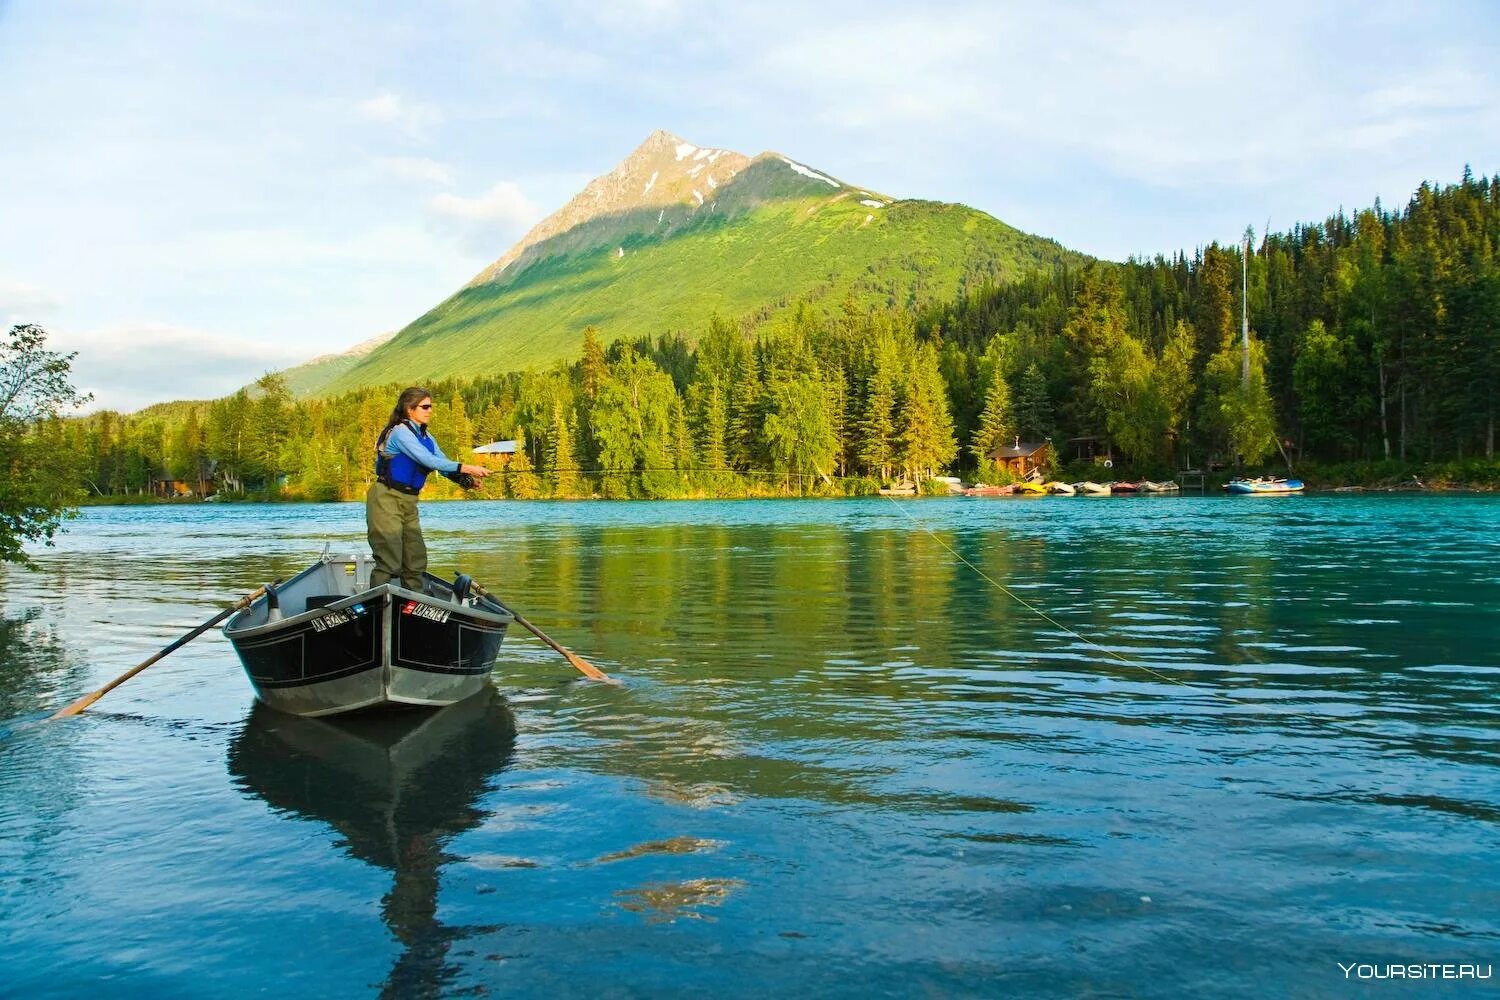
[1241,235,1250,387]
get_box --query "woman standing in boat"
[367,387,491,591]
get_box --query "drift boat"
[223,552,514,717]
[1226,477,1305,495]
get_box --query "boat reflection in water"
[227,689,516,997]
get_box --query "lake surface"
[1,496,1498,997]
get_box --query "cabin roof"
[473,440,518,455]
[989,441,1049,459]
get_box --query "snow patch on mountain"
[780,157,840,187]
[466,131,869,288]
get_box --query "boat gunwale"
[225,573,513,641]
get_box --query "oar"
[470,582,610,682]
[50,585,267,719]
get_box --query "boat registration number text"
[402,600,451,624]
[309,607,363,632]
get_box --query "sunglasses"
[414,403,433,410]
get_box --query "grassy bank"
[1294,458,1500,491]
[73,458,1500,506]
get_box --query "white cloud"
[0,279,63,326]
[356,92,442,135]
[428,182,543,253]
[570,0,684,37]
[51,323,305,413]
[357,93,402,121]
[374,156,455,185]
[754,4,1500,195]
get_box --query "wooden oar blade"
[470,580,611,683]
[563,649,610,682]
[51,690,104,719]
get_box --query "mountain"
[273,330,396,397]
[320,130,1085,393]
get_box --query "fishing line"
[876,492,1259,703]
[467,461,1254,701]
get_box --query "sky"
[1,0,1496,411]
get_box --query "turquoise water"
[1,496,1497,997]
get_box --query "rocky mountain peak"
[471,130,753,286]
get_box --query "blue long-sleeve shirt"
[382,423,461,474]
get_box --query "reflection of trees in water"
[227,692,516,999]
[0,606,84,719]
[447,516,1487,808]
[459,521,1056,813]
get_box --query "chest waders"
[366,421,437,590]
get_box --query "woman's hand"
[460,464,492,479]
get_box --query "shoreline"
[77,481,1498,506]
[75,457,1500,507]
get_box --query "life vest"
[375,420,437,495]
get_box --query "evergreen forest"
[39,171,1500,501]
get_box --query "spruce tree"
[547,400,578,497]
[857,335,898,479]
[970,357,1013,470]
[1013,363,1053,442]
[897,343,957,483]
[579,326,606,464]
[506,429,541,499]
[1156,321,1196,465]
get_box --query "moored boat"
[1014,480,1049,495]
[963,483,1018,497]
[1226,477,1305,495]
[1045,481,1076,495]
[1139,480,1181,493]
[1078,481,1111,496]
[1110,481,1140,494]
[223,552,514,717]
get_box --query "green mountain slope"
[323,132,1085,393]
[266,331,395,398]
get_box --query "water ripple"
[0,496,1497,995]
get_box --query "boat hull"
[1226,478,1305,495]
[224,559,513,717]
